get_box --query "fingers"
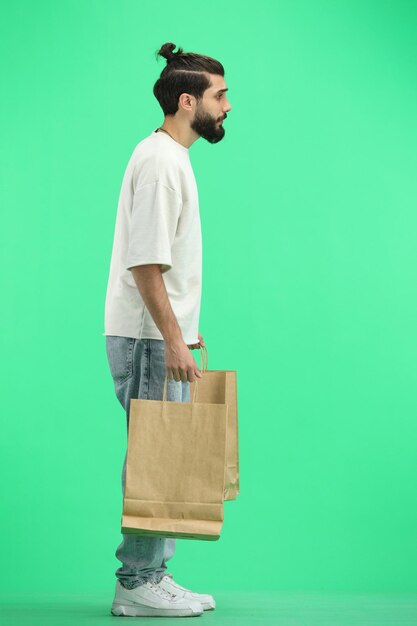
[180,369,188,383]
[166,367,202,383]
[166,368,175,381]
[169,367,181,382]
[188,340,206,350]
[168,367,191,383]
[188,366,203,382]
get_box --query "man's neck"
[158,119,199,149]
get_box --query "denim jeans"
[105,336,190,589]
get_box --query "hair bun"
[157,42,183,63]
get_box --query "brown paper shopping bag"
[121,377,228,541]
[190,346,240,500]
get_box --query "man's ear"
[178,93,194,112]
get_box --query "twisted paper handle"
[200,345,208,372]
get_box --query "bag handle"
[200,345,208,372]
[161,345,209,402]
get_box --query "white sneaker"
[158,573,216,610]
[110,579,204,617]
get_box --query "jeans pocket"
[106,336,136,386]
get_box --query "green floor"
[1,591,417,626]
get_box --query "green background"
[1,0,417,596]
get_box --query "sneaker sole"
[111,601,203,617]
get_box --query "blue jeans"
[105,336,190,589]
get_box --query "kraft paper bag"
[190,346,239,501]
[121,377,228,541]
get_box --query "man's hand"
[187,332,206,350]
[165,338,203,382]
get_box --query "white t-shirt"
[103,129,202,344]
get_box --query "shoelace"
[146,581,176,600]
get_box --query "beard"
[190,104,226,144]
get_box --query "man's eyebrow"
[215,88,228,94]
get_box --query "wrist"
[163,331,184,348]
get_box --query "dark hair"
[153,42,225,116]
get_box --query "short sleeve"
[126,181,181,273]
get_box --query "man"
[103,42,232,618]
